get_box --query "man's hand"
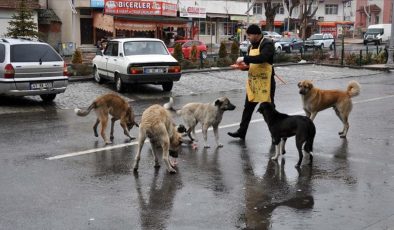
[236,57,244,64]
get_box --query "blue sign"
[91,0,104,8]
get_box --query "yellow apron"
[246,38,272,102]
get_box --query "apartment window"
[375,15,379,24]
[253,3,263,15]
[273,3,284,14]
[325,4,338,15]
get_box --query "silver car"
[0,38,68,102]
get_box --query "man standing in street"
[228,24,276,140]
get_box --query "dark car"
[276,37,304,53]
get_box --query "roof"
[37,9,61,24]
[0,0,40,9]
[109,38,164,43]
[0,37,46,45]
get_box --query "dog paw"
[217,143,223,148]
[339,134,347,138]
[204,145,211,148]
[129,136,136,140]
[105,141,112,145]
[271,157,278,161]
[110,136,114,140]
[168,168,177,174]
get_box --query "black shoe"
[227,131,246,140]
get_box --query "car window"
[124,41,168,55]
[104,43,113,56]
[0,44,5,62]
[112,42,119,56]
[10,44,62,62]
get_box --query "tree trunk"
[264,0,280,31]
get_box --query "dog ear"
[215,99,223,107]
[297,81,302,88]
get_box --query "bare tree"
[299,0,318,39]
[283,0,300,18]
[263,0,281,31]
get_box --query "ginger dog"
[75,93,138,144]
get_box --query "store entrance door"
[80,18,93,44]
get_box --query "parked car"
[276,37,304,53]
[363,24,392,45]
[240,39,282,55]
[92,38,181,92]
[304,33,334,51]
[167,40,208,59]
[0,37,68,102]
[262,31,282,42]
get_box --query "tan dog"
[133,104,185,173]
[298,80,361,138]
[74,93,138,144]
[164,96,236,148]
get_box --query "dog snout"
[227,103,236,110]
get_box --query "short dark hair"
[246,24,262,35]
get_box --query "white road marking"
[46,95,394,160]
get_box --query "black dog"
[257,102,316,167]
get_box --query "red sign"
[104,0,176,16]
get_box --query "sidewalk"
[343,37,363,44]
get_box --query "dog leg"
[133,131,146,172]
[271,144,280,161]
[202,124,210,148]
[93,119,100,137]
[161,140,176,173]
[213,125,223,148]
[100,117,112,144]
[295,137,304,168]
[281,138,287,155]
[186,127,195,142]
[309,112,317,121]
[150,141,160,168]
[120,120,135,140]
[110,117,117,141]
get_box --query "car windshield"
[366,28,383,34]
[309,34,323,40]
[167,41,186,48]
[123,41,168,55]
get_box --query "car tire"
[320,44,324,49]
[276,46,281,53]
[200,51,207,59]
[162,82,173,92]
[93,67,103,84]
[40,94,56,102]
[115,75,125,93]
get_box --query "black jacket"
[243,37,275,77]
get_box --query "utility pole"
[247,0,250,25]
[386,0,394,65]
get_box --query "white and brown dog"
[133,104,186,174]
[164,96,236,148]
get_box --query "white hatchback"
[93,38,181,92]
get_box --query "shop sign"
[104,0,176,16]
[91,0,104,8]
[179,6,206,18]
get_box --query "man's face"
[247,33,261,43]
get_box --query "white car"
[263,31,282,42]
[240,39,282,55]
[92,38,181,92]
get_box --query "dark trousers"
[238,76,276,135]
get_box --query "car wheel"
[115,75,125,93]
[93,67,103,84]
[276,46,281,53]
[162,82,173,92]
[320,44,324,50]
[329,43,333,50]
[40,94,56,102]
[200,51,207,59]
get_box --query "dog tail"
[163,97,176,111]
[347,81,361,97]
[74,102,96,117]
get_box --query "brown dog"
[298,80,360,138]
[74,93,138,144]
[133,104,185,173]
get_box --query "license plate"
[31,82,53,90]
[144,68,165,74]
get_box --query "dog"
[74,93,138,144]
[164,96,236,148]
[257,102,316,167]
[133,104,186,173]
[298,80,360,138]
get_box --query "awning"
[357,4,381,13]
[260,21,283,26]
[318,22,336,27]
[93,12,114,33]
[115,20,156,31]
[113,15,190,24]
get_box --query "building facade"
[355,0,393,35]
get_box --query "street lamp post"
[386,0,394,65]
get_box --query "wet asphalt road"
[0,65,394,229]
